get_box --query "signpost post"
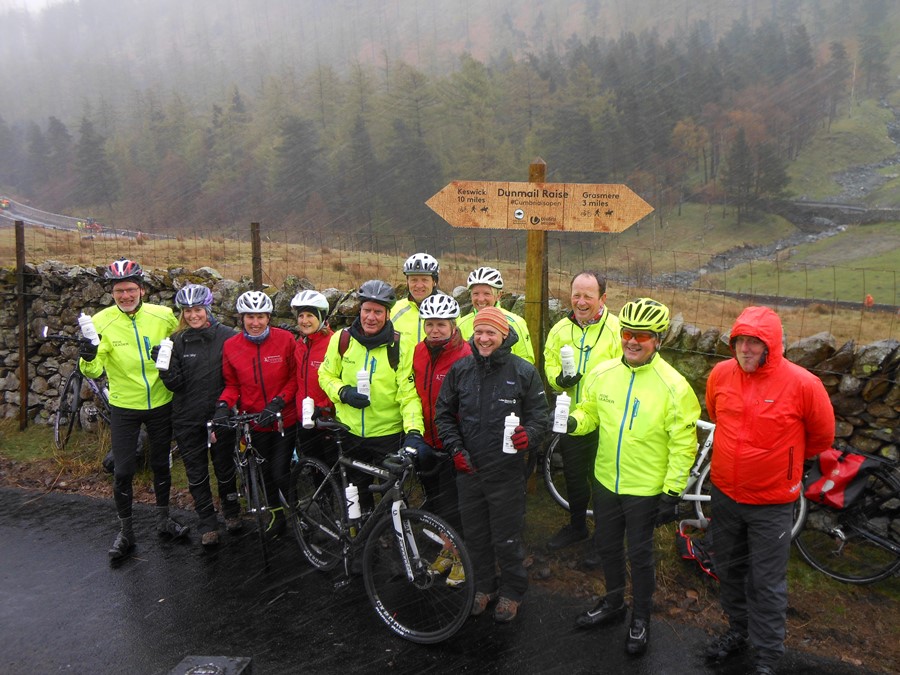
[426,161,653,372]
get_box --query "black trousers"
[709,485,794,668]
[250,426,295,509]
[343,432,403,512]
[591,479,659,620]
[560,429,599,529]
[174,424,237,530]
[110,403,173,519]
[457,468,527,602]
[421,457,462,535]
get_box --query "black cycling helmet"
[104,258,143,284]
[357,279,396,309]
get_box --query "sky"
[0,0,61,12]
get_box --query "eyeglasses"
[112,287,140,296]
[621,330,657,343]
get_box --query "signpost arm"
[524,159,548,379]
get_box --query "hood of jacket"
[728,306,784,372]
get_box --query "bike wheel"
[795,468,900,584]
[543,435,593,517]
[362,508,475,644]
[54,371,82,450]
[693,462,807,539]
[247,459,270,570]
[288,457,344,571]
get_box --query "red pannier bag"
[804,448,880,510]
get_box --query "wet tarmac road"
[0,488,880,675]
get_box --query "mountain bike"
[795,447,900,584]
[288,418,474,644]
[207,411,284,571]
[543,420,808,539]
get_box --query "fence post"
[16,220,28,430]
[250,222,262,289]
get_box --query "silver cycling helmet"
[357,279,397,309]
[403,252,440,279]
[175,284,213,309]
[467,266,503,290]
[235,290,273,314]
[290,290,330,321]
[419,293,460,320]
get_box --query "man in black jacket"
[435,306,549,624]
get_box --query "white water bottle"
[78,312,100,346]
[502,412,519,454]
[346,483,361,520]
[560,344,576,378]
[553,392,571,433]
[356,368,370,398]
[155,337,174,370]
[301,396,315,429]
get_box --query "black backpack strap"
[388,331,401,371]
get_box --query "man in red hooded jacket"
[704,306,834,675]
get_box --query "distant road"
[0,198,171,240]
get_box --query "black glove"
[566,416,577,434]
[213,402,231,424]
[556,372,582,389]
[405,431,436,472]
[257,396,285,428]
[79,338,99,362]
[655,493,681,527]
[150,344,160,362]
[339,386,370,409]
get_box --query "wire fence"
[2,221,897,345]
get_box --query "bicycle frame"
[679,419,715,504]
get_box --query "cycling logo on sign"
[514,209,525,221]
[530,215,541,225]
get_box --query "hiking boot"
[546,524,589,551]
[493,597,520,623]
[201,530,220,547]
[625,618,649,656]
[108,518,135,563]
[225,514,244,533]
[471,591,498,616]
[446,559,465,587]
[575,597,627,629]
[705,628,748,662]
[265,507,286,541]
[430,549,454,575]
[156,507,190,540]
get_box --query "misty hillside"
[0,0,898,242]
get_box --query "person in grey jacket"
[435,306,549,624]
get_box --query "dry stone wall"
[1,262,897,461]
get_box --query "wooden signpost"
[426,159,654,373]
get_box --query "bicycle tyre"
[542,435,594,518]
[692,462,808,539]
[288,457,344,571]
[247,458,270,570]
[54,371,82,450]
[362,508,475,644]
[795,468,900,584]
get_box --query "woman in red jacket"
[215,290,298,539]
[412,293,471,586]
[291,290,334,460]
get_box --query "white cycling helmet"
[235,290,273,314]
[403,252,440,279]
[291,290,330,321]
[419,293,460,320]
[467,266,503,289]
[175,284,213,309]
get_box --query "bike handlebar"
[206,411,284,447]
[40,326,90,345]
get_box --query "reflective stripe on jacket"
[571,353,700,496]
[79,302,178,410]
[544,310,621,404]
[706,306,835,504]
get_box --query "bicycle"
[543,420,808,538]
[795,446,900,584]
[41,326,112,450]
[207,411,284,571]
[288,418,474,644]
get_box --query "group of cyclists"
[76,252,830,673]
